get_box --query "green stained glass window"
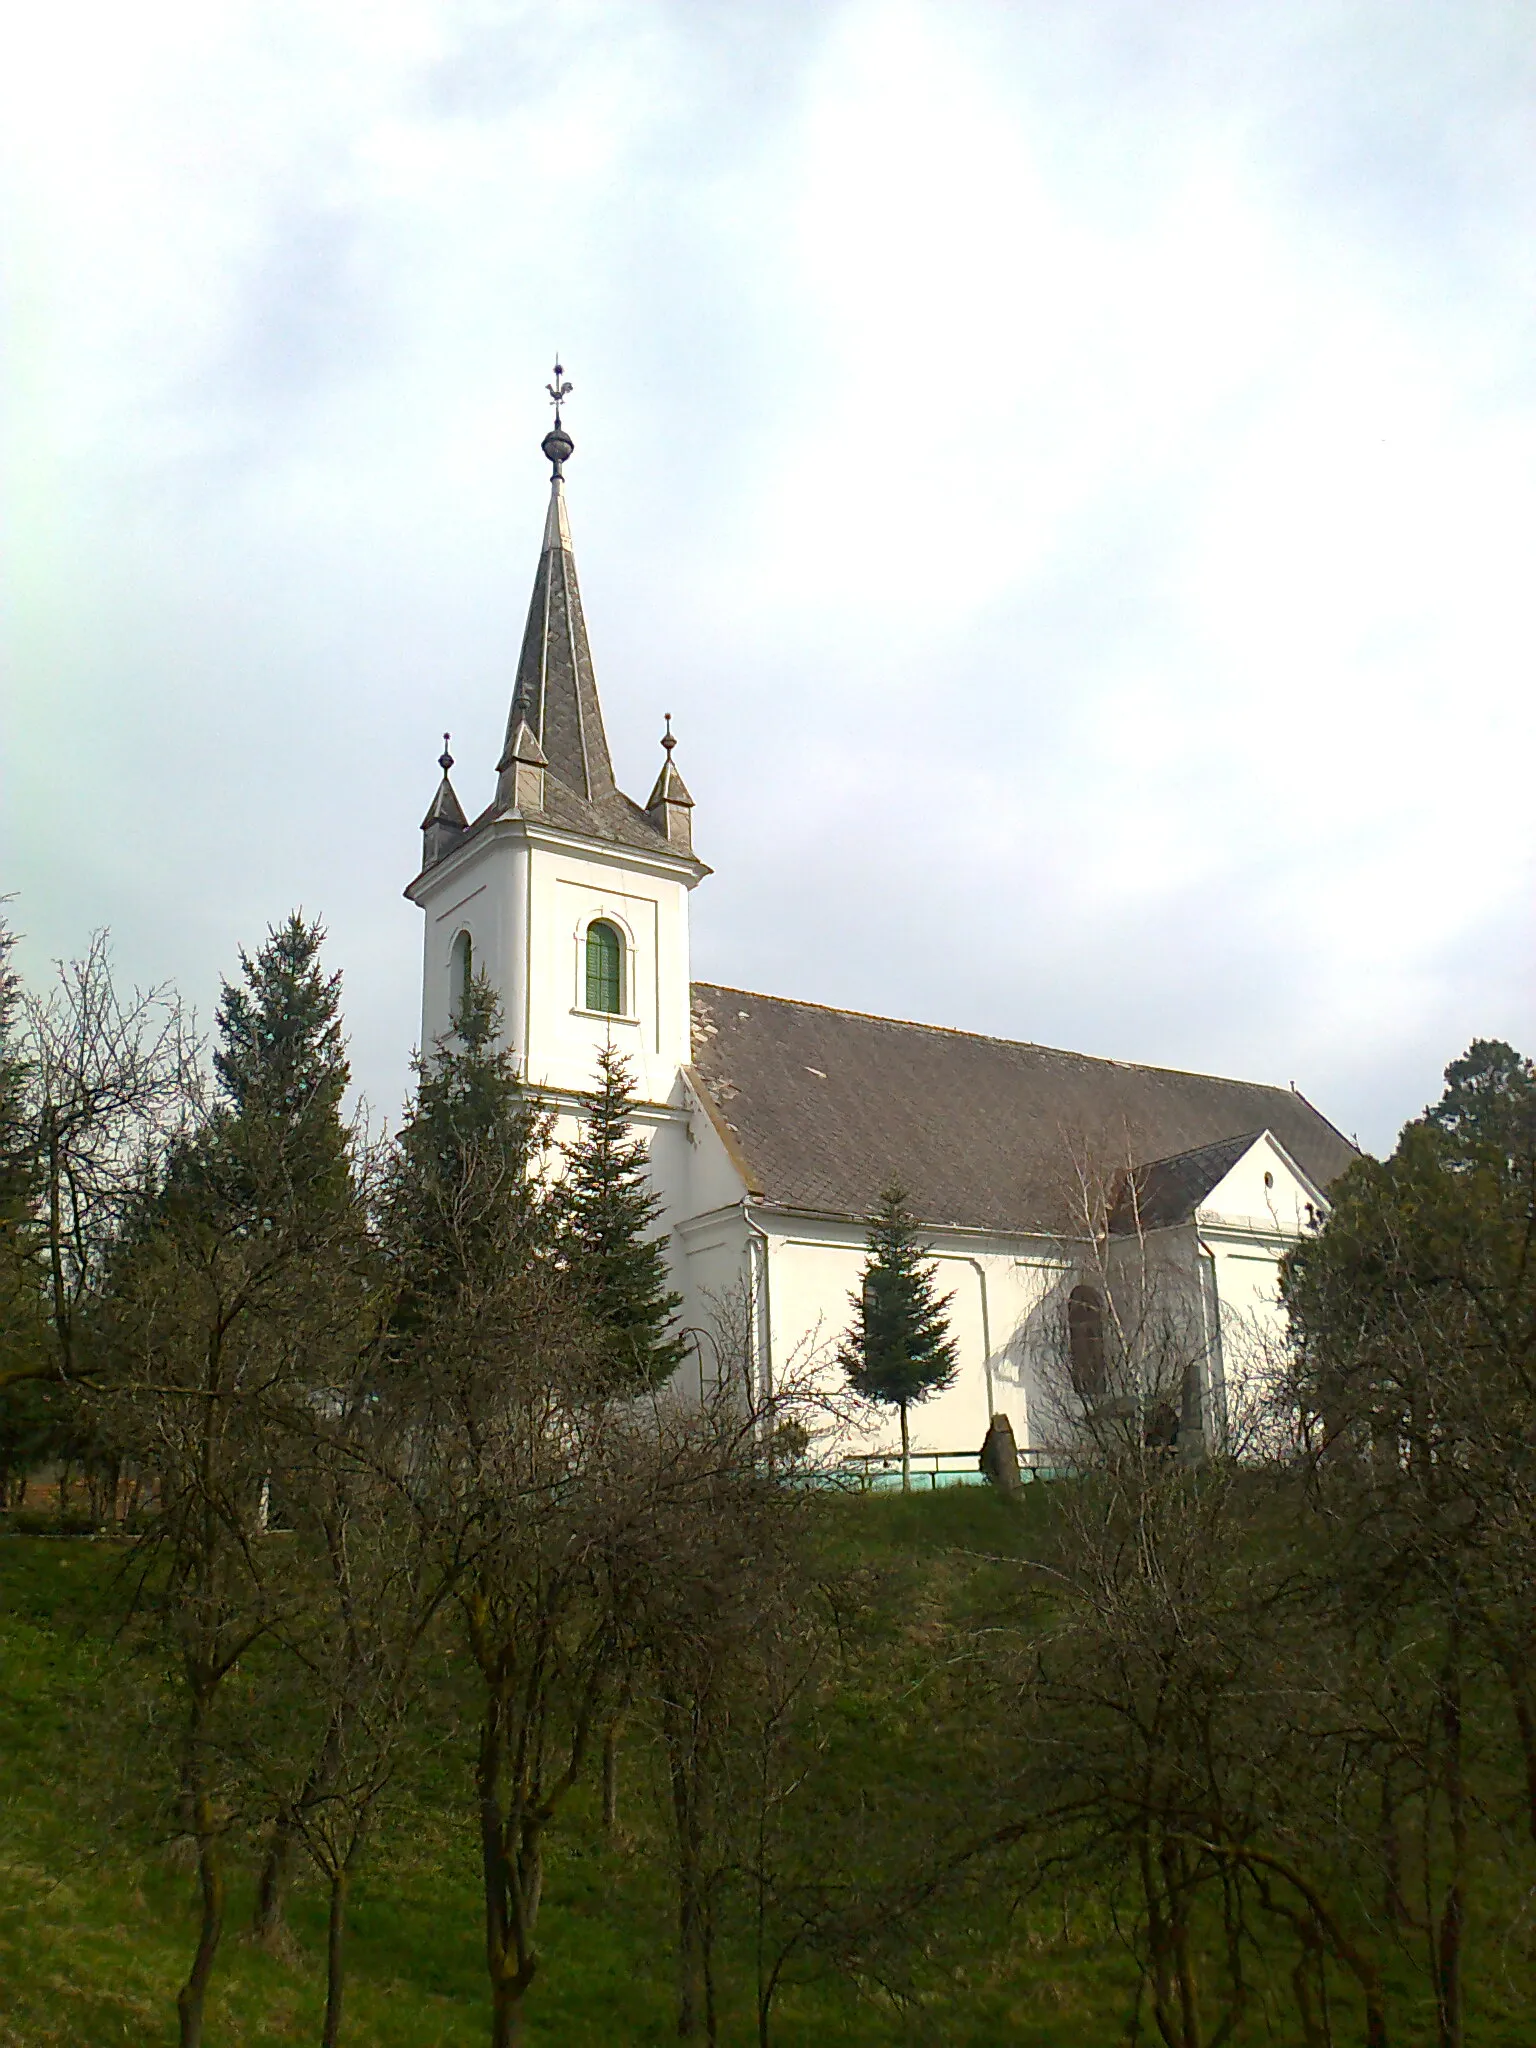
[586,921,623,1014]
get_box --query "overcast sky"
[3,0,1532,1155]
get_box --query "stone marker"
[979,1412,1022,1495]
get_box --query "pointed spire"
[497,362,615,806]
[422,733,468,867]
[645,714,695,853]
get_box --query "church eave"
[406,805,709,903]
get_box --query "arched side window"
[449,930,474,1023]
[585,920,623,1015]
[1068,1284,1107,1402]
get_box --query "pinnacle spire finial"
[542,357,574,477]
[421,728,468,865]
[645,709,694,850]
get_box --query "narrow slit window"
[585,921,623,1014]
[450,931,474,1023]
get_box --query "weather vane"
[546,358,572,427]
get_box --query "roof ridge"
[691,982,1303,1101]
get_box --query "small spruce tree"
[559,1042,684,1392]
[384,973,548,1328]
[838,1182,958,1490]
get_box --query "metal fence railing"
[828,1447,1066,1493]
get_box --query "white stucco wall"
[725,1220,1085,1460]
[1195,1133,1323,1447]
[408,816,699,1105]
[410,815,1323,1465]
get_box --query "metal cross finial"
[439,732,454,773]
[546,357,572,427]
[661,713,676,757]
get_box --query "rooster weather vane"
[547,359,572,426]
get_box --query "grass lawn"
[0,1495,1140,2048]
[8,1489,1532,2045]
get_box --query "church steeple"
[496,365,615,808]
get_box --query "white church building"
[406,403,1356,1471]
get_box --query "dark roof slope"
[461,778,683,862]
[503,483,614,801]
[1108,1132,1263,1233]
[689,985,1356,1235]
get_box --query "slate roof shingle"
[1108,1132,1271,1233]
[689,985,1357,1236]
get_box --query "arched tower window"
[585,920,623,1015]
[450,930,474,1023]
[1068,1284,1107,1401]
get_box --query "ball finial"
[543,357,574,475]
[439,732,454,774]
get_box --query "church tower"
[404,371,708,1108]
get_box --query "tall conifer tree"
[838,1183,958,1490]
[211,912,351,1216]
[559,1043,684,1392]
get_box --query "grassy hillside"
[5,1488,1536,2046]
[0,1493,1137,2048]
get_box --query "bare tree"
[13,934,194,1395]
[93,1070,372,2046]
[244,1406,443,2048]
[625,1385,816,2042]
[1026,1138,1234,1468]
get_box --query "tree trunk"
[702,1891,718,2048]
[176,1784,224,2048]
[1378,1761,1409,1925]
[490,1977,520,2048]
[44,1112,74,1384]
[602,1723,620,1835]
[321,1869,349,2048]
[1495,1662,1536,1847]
[673,1783,704,2037]
[252,1817,294,1944]
[478,1703,540,2048]
[1434,1627,1467,2048]
[899,1402,910,1493]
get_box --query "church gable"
[689,984,1356,1237]
[1110,1130,1327,1237]
[1196,1131,1327,1239]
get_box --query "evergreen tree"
[88,917,369,2027]
[383,974,549,1329]
[559,1043,684,1392]
[1425,1036,1536,1170]
[210,912,351,1215]
[837,1183,957,1490]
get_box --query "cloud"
[2,0,1531,1152]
